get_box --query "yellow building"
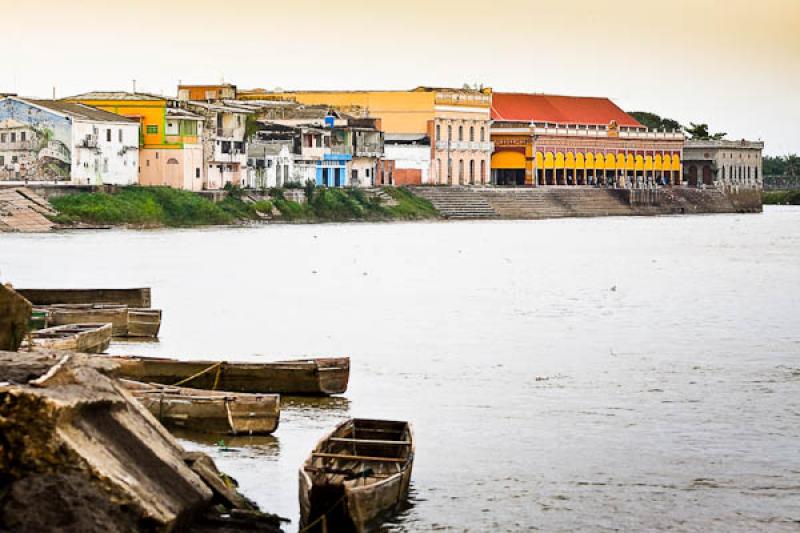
[491,93,684,188]
[66,92,205,190]
[239,87,493,185]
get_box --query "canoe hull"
[125,382,280,435]
[299,419,414,533]
[110,356,349,395]
[17,288,151,308]
[127,309,162,338]
[27,323,113,354]
[49,306,129,336]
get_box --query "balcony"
[216,128,237,139]
[354,143,383,157]
[435,140,490,152]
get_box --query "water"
[2,207,799,532]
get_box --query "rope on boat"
[224,398,237,436]
[172,361,223,387]
[298,494,347,533]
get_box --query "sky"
[3,0,799,155]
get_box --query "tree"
[785,154,800,177]
[629,111,682,131]
[684,122,727,140]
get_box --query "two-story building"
[183,101,251,189]
[683,139,764,190]
[66,92,204,190]
[0,96,139,185]
[490,92,685,188]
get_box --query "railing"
[355,143,383,157]
[434,140,493,152]
[0,140,35,150]
[523,125,683,140]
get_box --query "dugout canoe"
[299,419,414,533]
[24,323,112,354]
[122,380,280,435]
[47,304,130,336]
[127,308,162,338]
[108,356,350,395]
[16,288,151,308]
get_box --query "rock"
[0,350,284,532]
[0,284,31,351]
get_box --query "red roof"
[491,92,642,127]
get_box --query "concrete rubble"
[0,349,285,532]
[0,284,31,352]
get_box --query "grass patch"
[48,185,440,227]
[763,190,800,205]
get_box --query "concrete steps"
[411,187,499,219]
[481,187,634,219]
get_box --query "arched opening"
[688,165,698,187]
[491,151,526,186]
[702,164,713,186]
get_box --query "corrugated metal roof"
[25,99,139,123]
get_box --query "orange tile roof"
[491,92,642,127]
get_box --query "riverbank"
[763,189,800,205]
[48,186,439,228]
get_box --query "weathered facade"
[184,101,251,189]
[382,134,431,185]
[683,139,764,190]
[0,97,139,185]
[490,93,684,188]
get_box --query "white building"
[245,142,294,189]
[382,134,431,185]
[0,97,139,185]
[683,139,764,190]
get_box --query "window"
[458,126,463,142]
[155,152,159,160]
[436,124,441,141]
[146,160,150,167]
[469,126,474,142]
[10,133,16,143]
[447,125,452,142]
[1,133,6,143]
[480,127,485,142]
[119,129,123,142]
[20,132,26,142]
[481,160,486,182]
[146,125,158,134]
[103,158,109,172]
[459,159,464,181]
[469,160,475,182]
[180,121,197,136]
[0,156,4,166]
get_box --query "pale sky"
[4,0,799,154]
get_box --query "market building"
[682,139,764,189]
[490,93,685,188]
[239,87,492,186]
[0,96,139,185]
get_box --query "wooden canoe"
[122,380,280,436]
[48,304,130,336]
[299,419,414,533]
[127,308,162,338]
[24,323,112,354]
[16,288,151,308]
[108,356,349,396]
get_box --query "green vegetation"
[628,111,727,139]
[49,185,439,228]
[764,154,800,177]
[763,190,800,205]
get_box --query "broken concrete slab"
[0,284,31,351]
[0,350,284,532]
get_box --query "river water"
[2,207,799,532]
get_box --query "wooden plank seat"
[311,452,408,463]
[328,437,412,446]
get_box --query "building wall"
[71,98,167,148]
[350,157,376,187]
[0,98,72,180]
[139,145,204,190]
[384,144,431,184]
[273,91,437,134]
[683,142,763,189]
[70,121,139,185]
